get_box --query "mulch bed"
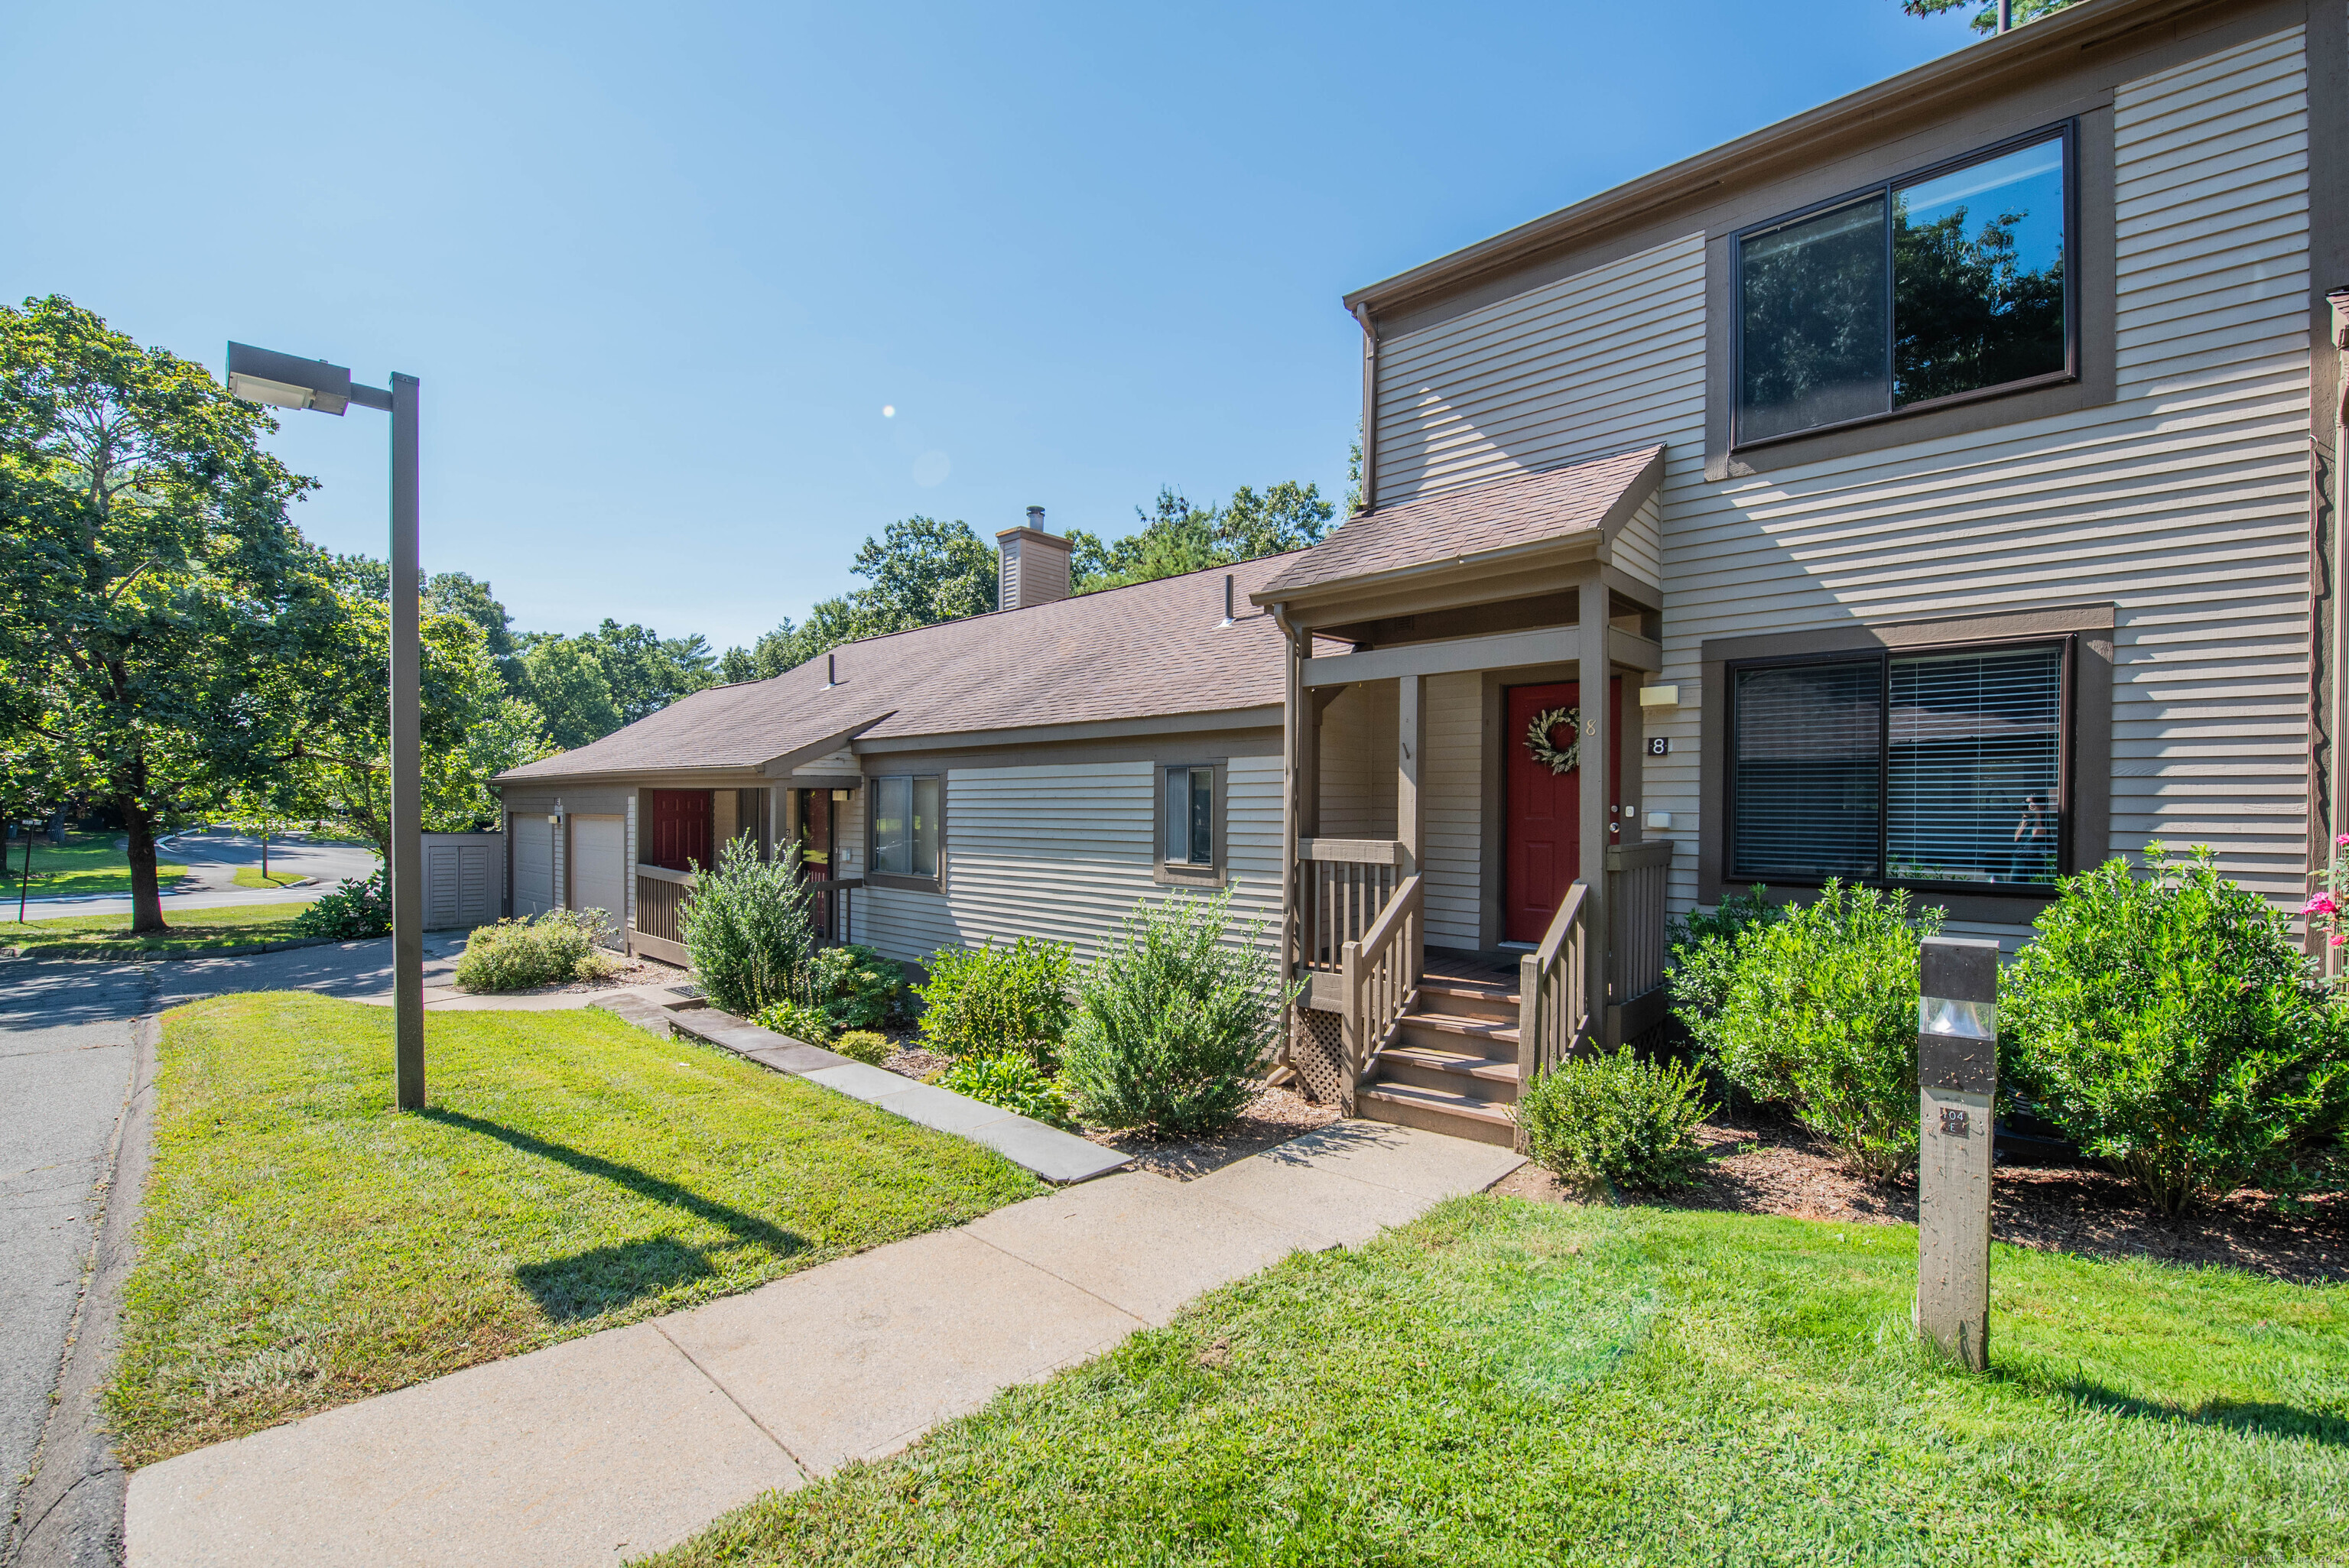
[458,953,688,998]
[1080,1084,1341,1180]
[1492,1106,2349,1285]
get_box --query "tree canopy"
[0,294,327,929]
[1067,479,1332,594]
[1899,0,2078,32]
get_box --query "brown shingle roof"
[499,553,1311,783]
[1252,445,1665,602]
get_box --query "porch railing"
[633,863,865,954]
[1517,880,1591,1095]
[1340,874,1422,1115]
[1296,837,1408,970]
[1606,842,1672,1007]
[634,862,694,945]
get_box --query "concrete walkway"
[123,1122,1522,1568]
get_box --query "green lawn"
[647,1197,2347,1567]
[1,829,186,898]
[109,993,1041,1465]
[0,901,314,956]
[232,866,307,890]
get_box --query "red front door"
[1503,679,1620,944]
[800,788,833,941]
[646,790,713,872]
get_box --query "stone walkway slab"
[125,1122,1522,1568]
[662,1004,1130,1185]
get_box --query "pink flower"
[2331,933,2346,948]
[2336,833,2348,848]
[2305,894,2338,918]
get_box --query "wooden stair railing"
[1516,881,1592,1125]
[1339,873,1423,1115]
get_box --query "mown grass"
[109,993,1042,1464]
[0,901,313,956]
[0,829,186,898]
[231,866,307,890]
[646,1196,2348,1567]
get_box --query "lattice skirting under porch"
[1290,1006,1347,1105]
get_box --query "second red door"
[1503,679,1620,944]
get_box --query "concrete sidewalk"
[123,1122,1522,1568]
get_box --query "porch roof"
[1250,444,1664,604]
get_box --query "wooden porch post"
[1577,578,1612,1046]
[1397,674,1424,875]
[1278,608,1306,1060]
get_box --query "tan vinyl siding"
[1374,233,1709,506]
[1421,670,1483,949]
[1613,492,1664,590]
[1367,27,2312,927]
[1315,680,1400,839]
[853,758,1283,969]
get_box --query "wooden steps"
[1356,970,1525,1148]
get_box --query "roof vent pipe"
[826,652,837,688]
[996,508,1071,612]
[1220,573,1235,627]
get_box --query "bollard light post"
[226,342,425,1112]
[1916,935,2000,1370]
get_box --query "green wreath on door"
[1525,706,1580,775]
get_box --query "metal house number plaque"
[1940,1106,1970,1138]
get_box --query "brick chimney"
[996,506,1071,611]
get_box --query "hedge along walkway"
[106,993,1044,1468]
[125,1119,1525,1568]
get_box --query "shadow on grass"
[421,1108,808,1321]
[2048,1378,2347,1447]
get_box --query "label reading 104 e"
[1939,1107,1971,1138]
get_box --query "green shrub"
[810,944,907,1033]
[1667,884,1787,1050]
[752,997,835,1043]
[680,835,816,1018]
[1061,889,1292,1136]
[454,910,614,992]
[1516,1047,1714,1192]
[2000,844,2349,1213]
[935,1052,1074,1128]
[915,937,1074,1064]
[289,867,390,940]
[833,1030,892,1066]
[1707,880,1941,1183]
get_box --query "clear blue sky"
[5,1,1982,656]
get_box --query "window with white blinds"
[1730,642,2065,888]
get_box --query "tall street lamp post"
[226,342,425,1110]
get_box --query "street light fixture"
[228,341,425,1111]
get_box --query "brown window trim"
[1727,119,2081,454]
[1698,604,2113,923]
[1706,105,2115,479]
[865,772,946,895]
[1152,758,1230,888]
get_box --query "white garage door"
[513,816,554,918]
[570,815,627,949]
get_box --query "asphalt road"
[0,938,438,1560]
[9,833,381,923]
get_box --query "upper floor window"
[1735,125,2073,446]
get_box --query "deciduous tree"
[0,295,323,931]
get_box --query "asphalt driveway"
[9,833,380,924]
